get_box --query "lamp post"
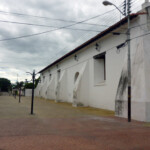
[26,70,38,115]
[103,1,125,16]
[103,0,131,122]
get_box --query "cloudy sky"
[0,0,145,83]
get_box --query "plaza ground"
[0,96,150,150]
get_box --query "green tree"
[17,81,24,89]
[12,81,24,89]
[0,78,11,92]
[24,77,40,89]
[25,82,33,89]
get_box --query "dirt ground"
[0,96,150,150]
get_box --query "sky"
[0,0,145,83]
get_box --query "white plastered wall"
[36,29,127,111]
[115,7,150,121]
[46,75,56,100]
[35,11,150,121]
[25,89,32,97]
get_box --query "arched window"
[74,72,79,83]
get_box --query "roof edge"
[39,13,146,73]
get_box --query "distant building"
[25,89,32,97]
[35,1,150,122]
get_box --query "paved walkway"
[0,96,150,150]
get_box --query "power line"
[131,31,150,40]
[130,21,150,29]
[38,31,150,73]
[0,27,99,42]
[0,0,126,65]
[38,41,127,73]
[0,9,116,27]
[0,1,125,44]
[0,19,109,32]
[46,2,126,60]
[0,1,125,28]
[0,9,123,42]
[2,30,150,68]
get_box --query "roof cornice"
[39,13,146,73]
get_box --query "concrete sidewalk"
[0,96,150,150]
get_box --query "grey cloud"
[0,0,145,82]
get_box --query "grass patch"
[144,123,150,127]
[37,97,114,117]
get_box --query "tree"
[24,77,40,89]
[25,83,33,89]
[14,81,24,102]
[17,81,24,89]
[0,78,11,92]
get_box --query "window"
[93,52,106,84]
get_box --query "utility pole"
[103,0,132,122]
[127,0,131,122]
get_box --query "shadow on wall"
[115,69,128,116]
[46,76,56,100]
[55,70,68,102]
[73,62,89,107]
[35,62,89,107]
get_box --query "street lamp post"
[127,0,131,122]
[26,70,37,115]
[103,0,131,122]
[103,1,125,16]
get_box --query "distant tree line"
[0,77,40,92]
[0,78,11,92]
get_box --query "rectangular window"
[93,52,106,85]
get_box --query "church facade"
[35,1,150,122]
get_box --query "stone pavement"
[0,96,150,150]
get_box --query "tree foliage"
[0,78,11,92]
[12,81,24,89]
[24,77,40,89]
[25,83,33,89]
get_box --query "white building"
[25,89,32,97]
[35,1,150,122]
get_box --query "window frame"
[93,52,106,85]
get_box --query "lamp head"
[103,1,113,6]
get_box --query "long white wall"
[36,25,127,111]
[115,7,150,121]
[35,10,150,121]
